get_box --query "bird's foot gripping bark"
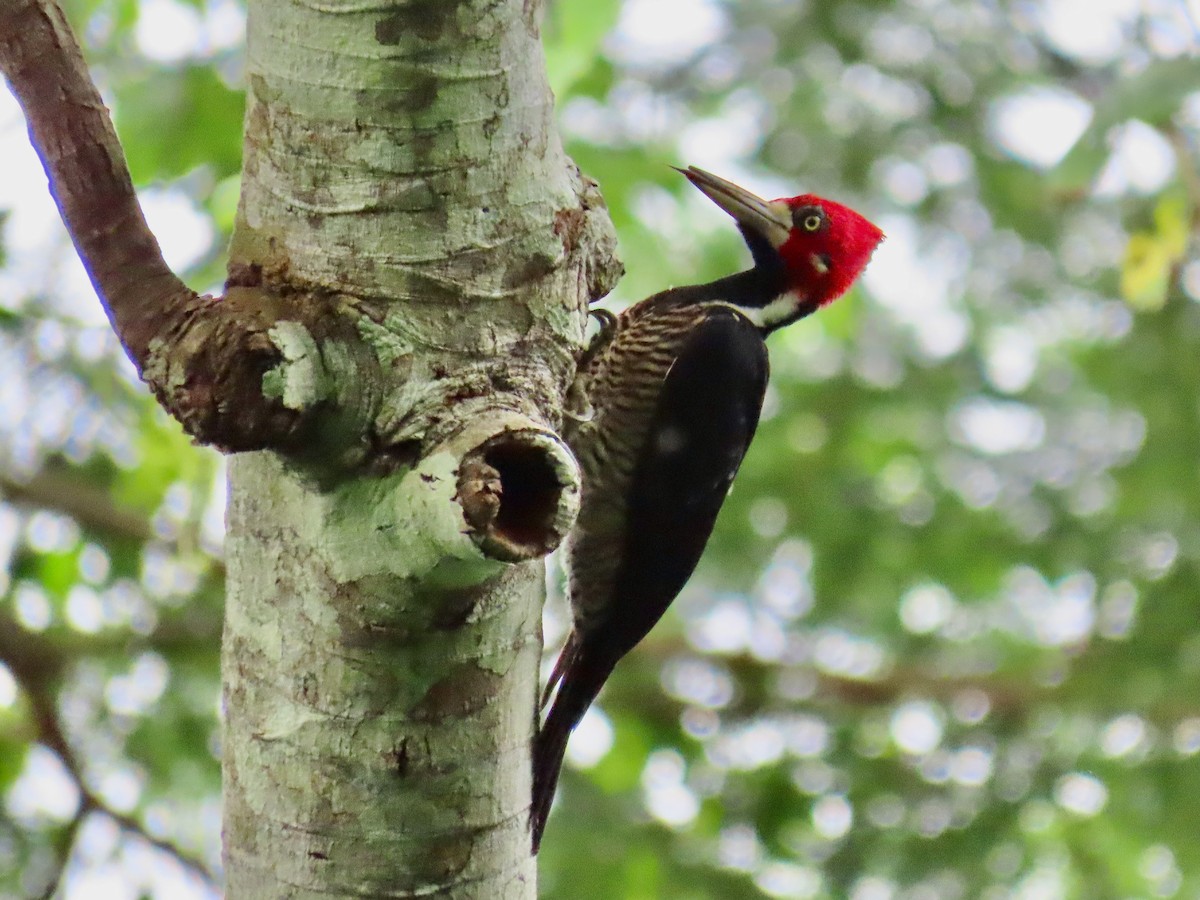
[564,308,620,425]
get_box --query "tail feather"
[530,643,614,854]
[539,631,580,711]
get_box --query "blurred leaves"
[115,64,243,184]
[544,0,621,97]
[2,0,1200,898]
[1052,57,1200,193]
[541,1,1200,898]
[1121,193,1191,310]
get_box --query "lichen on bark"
[220,0,620,896]
[2,0,620,890]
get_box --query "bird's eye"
[793,205,825,233]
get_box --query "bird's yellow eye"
[793,204,825,233]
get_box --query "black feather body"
[531,267,793,850]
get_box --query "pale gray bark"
[3,0,618,892]
[221,0,619,896]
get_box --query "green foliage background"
[1,1,1198,897]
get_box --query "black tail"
[530,642,615,854]
[540,631,580,711]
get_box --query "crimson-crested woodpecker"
[531,167,884,851]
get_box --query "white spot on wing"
[656,425,687,454]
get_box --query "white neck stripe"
[718,291,805,330]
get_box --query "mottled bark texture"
[219,0,619,896]
[1,0,622,895]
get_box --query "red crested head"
[774,193,885,308]
[677,166,884,329]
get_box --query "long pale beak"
[674,166,792,247]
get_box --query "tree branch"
[0,618,218,890]
[0,0,346,453]
[36,803,87,900]
[0,468,154,543]
[0,0,181,364]
[625,639,1200,724]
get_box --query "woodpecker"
[531,167,884,851]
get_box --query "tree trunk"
[0,0,620,894]
[220,1,618,896]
